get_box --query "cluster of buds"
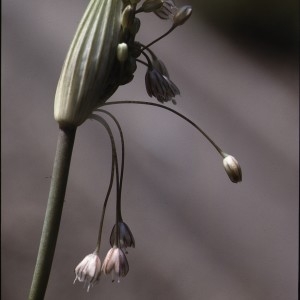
[62,0,243,293]
[54,0,192,127]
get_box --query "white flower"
[74,253,101,291]
[102,247,129,282]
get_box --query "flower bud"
[54,0,123,127]
[223,155,242,183]
[117,43,129,62]
[121,4,135,30]
[141,0,164,13]
[173,5,192,27]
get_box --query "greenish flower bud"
[121,5,135,30]
[117,43,129,62]
[141,0,164,13]
[173,5,192,27]
[54,0,123,127]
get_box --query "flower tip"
[223,155,242,183]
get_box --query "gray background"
[2,0,299,299]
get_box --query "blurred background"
[2,0,299,299]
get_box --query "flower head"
[223,154,242,183]
[74,253,101,291]
[110,221,135,251]
[102,246,129,282]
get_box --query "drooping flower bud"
[223,155,242,183]
[54,0,123,127]
[173,5,192,27]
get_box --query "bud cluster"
[54,0,193,127]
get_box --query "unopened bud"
[121,5,135,29]
[117,43,129,62]
[223,155,242,183]
[141,0,163,13]
[130,0,141,4]
[54,0,123,127]
[173,5,192,27]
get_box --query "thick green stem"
[28,126,77,300]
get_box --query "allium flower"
[102,246,129,282]
[110,221,135,250]
[154,0,177,19]
[74,253,101,291]
[223,155,242,183]
[145,67,180,103]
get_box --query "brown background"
[2,0,299,299]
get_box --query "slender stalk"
[28,126,77,300]
[103,101,224,156]
[96,109,125,220]
[90,114,121,247]
[140,26,175,51]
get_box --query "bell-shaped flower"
[145,67,180,103]
[154,0,177,20]
[110,221,135,251]
[74,253,101,291]
[102,246,129,282]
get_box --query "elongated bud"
[54,0,123,127]
[140,0,164,13]
[223,155,242,183]
[173,5,192,27]
[121,5,135,30]
[117,43,129,62]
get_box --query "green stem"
[103,101,224,156]
[28,126,77,300]
[96,109,125,220]
[90,114,121,247]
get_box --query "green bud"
[173,5,192,27]
[54,0,123,127]
[141,0,163,13]
[117,43,129,62]
[121,5,135,30]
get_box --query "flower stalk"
[28,126,77,300]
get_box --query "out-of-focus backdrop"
[2,0,299,299]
